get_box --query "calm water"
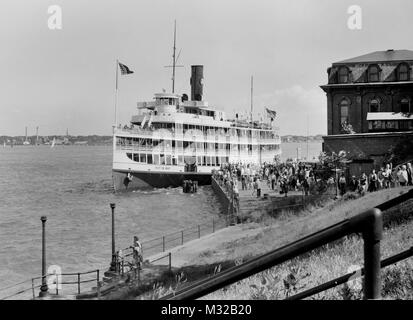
[0,145,224,295]
[0,142,321,297]
[281,142,322,161]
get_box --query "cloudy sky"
[1,0,412,136]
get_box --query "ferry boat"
[112,65,282,190]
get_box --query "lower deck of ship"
[112,169,212,191]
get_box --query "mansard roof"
[333,49,413,65]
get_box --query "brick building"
[321,49,413,176]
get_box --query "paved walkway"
[148,223,263,268]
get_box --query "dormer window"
[398,63,409,81]
[338,67,350,83]
[368,65,380,82]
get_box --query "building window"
[338,67,349,83]
[400,98,411,113]
[340,99,349,125]
[369,99,380,112]
[368,65,380,82]
[398,63,409,81]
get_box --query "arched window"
[340,99,349,125]
[338,67,349,83]
[398,63,409,81]
[400,98,411,113]
[368,65,380,82]
[369,99,380,112]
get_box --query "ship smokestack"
[190,65,203,101]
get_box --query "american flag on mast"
[118,62,134,75]
[265,108,277,120]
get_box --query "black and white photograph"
[1,0,413,311]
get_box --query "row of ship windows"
[126,153,230,166]
[135,123,276,139]
[117,138,280,150]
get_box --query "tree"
[341,121,355,134]
[318,151,349,196]
[383,137,413,165]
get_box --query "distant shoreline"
[1,134,324,146]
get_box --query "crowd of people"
[213,160,413,200]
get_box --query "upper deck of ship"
[133,92,276,131]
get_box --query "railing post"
[212,219,215,233]
[362,208,383,300]
[198,225,201,238]
[55,271,58,295]
[181,231,184,245]
[97,281,102,299]
[77,273,80,294]
[169,252,171,271]
[31,278,35,299]
[162,236,165,252]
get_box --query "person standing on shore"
[359,173,368,194]
[256,177,261,198]
[339,173,346,196]
[398,165,408,187]
[271,172,277,191]
[368,169,378,192]
[132,236,143,270]
[349,176,359,192]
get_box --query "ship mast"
[172,20,176,93]
[250,75,253,124]
[165,20,183,93]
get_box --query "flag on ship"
[118,62,134,75]
[141,115,147,128]
[265,108,277,120]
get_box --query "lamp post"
[109,203,117,272]
[39,216,48,297]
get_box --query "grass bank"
[137,187,413,299]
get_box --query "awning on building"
[367,112,413,121]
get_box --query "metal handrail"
[286,246,413,300]
[0,269,100,300]
[119,216,229,255]
[161,189,413,300]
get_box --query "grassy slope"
[194,187,412,266]
[203,217,413,300]
[137,187,413,300]
[200,187,413,299]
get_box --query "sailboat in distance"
[50,137,56,148]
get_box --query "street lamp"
[39,216,48,297]
[109,203,117,272]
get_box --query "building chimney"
[190,65,203,101]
